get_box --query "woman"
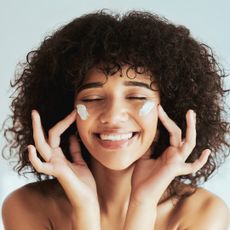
[2,10,230,229]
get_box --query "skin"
[2,67,230,230]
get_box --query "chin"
[97,158,135,171]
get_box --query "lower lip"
[95,133,139,149]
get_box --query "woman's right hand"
[28,109,99,209]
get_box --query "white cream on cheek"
[139,101,155,117]
[76,104,89,120]
[76,101,155,120]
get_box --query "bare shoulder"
[176,187,230,230]
[2,179,69,230]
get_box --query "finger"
[69,135,86,166]
[158,105,182,147]
[182,110,196,157]
[181,149,211,175]
[28,145,54,175]
[32,110,52,161]
[48,110,77,148]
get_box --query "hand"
[130,105,210,204]
[28,109,98,208]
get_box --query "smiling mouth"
[95,132,138,140]
[93,132,139,149]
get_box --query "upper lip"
[94,129,139,135]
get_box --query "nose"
[99,98,129,124]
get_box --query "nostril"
[99,109,129,124]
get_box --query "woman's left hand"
[130,105,210,204]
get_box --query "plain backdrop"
[1,1,230,229]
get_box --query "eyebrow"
[124,81,152,90]
[77,81,152,93]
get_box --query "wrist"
[71,199,100,212]
[71,206,101,230]
[131,173,174,205]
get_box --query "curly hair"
[2,10,230,197]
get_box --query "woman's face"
[75,66,160,170]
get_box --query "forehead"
[84,66,153,84]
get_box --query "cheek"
[143,116,158,133]
[138,101,156,117]
[75,118,90,143]
[140,107,159,139]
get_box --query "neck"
[88,157,173,220]
[89,158,134,218]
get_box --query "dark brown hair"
[2,10,230,197]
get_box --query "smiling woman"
[1,10,230,230]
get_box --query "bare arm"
[2,188,50,230]
[189,195,230,230]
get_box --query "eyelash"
[81,97,147,103]
[127,97,147,100]
[81,98,102,102]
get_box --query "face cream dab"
[139,101,155,117]
[76,104,89,120]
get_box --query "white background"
[1,1,230,229]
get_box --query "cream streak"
[76,104,89,120]
[139,101,155,117]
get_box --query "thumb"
[69,135,86,166]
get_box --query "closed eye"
[81,98,104,102]
[80,97,147,102]
[127,97,147,100]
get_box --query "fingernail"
[191,110,196,120]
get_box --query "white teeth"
[99,133,133,141]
